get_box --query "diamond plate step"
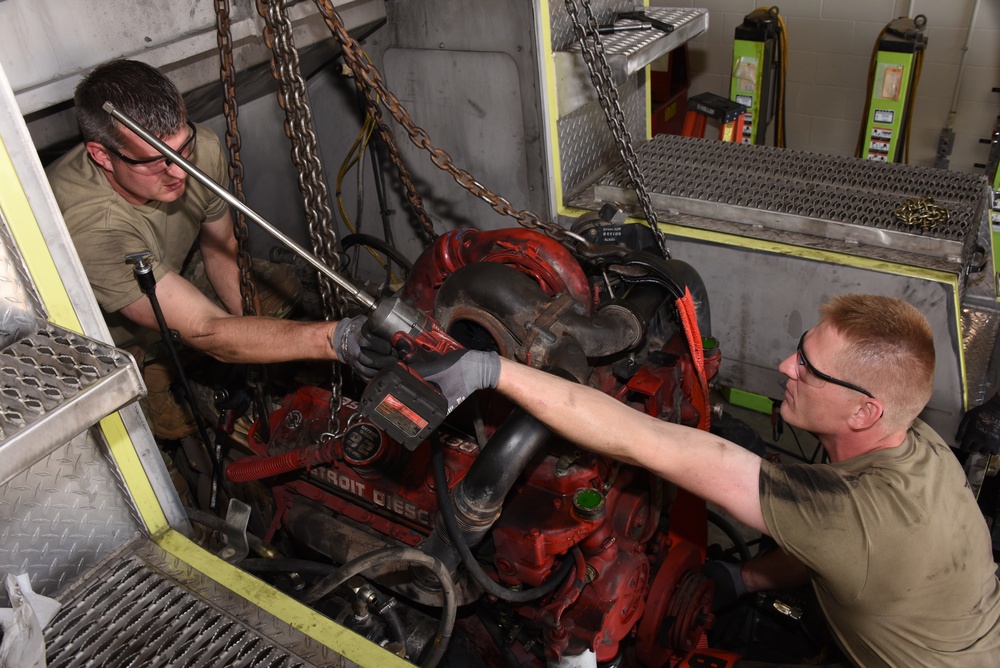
[0,324,144,485]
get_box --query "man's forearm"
[494,359,768,534]
[188,315,337,364]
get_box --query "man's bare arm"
[495,358,768,534]
[118,271,335,363]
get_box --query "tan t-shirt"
[760,420,1000,666]
[46,124,228,346]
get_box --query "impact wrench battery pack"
[359,363,449,450]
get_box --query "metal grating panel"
[0,431,140,608]
[45,538,351,668]
[594,134,987,264]
[0,324,145,484]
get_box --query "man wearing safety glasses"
[411,294,1000,666]
[47,59,389,440]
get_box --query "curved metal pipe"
[434,263,642,361]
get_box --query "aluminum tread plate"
[593,134,987,265]
[45,537,348,668]
[560,8,707,75]
[559,76,645,199]
[0,430,141,609]
[0,324,144,485]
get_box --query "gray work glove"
[409,349,501,413]
[332,315,397,381]
[957,393,1000,456]
[701,560,748,612]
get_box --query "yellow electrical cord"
[753,7,787,148]
[335,105,401,286]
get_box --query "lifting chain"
[347,62,437,244]
[257,0,348,434]
[893,196,950,230]
[311,0,593,252]
[563,0,670,259]
[215,0,272,441]
[215,0,259,318]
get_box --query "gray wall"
[653,0,999,173]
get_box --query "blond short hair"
[820,294,935,432]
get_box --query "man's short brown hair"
[74,59,186,149]
[820,294,935,432]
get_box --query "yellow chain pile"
[893,197,950,229]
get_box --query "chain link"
[215,0,259,317]
[563,0,670,259]
[311,0,595,253]
[257,0,348,433]
[893,196,951,229]
[217,0,275,441]
[349,63,437,243]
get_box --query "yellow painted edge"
[157,530,411,667]
[0,138,82,333]
[538,0,563,213]
[539,0,565,213]
[99,412,171,536]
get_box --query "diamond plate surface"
[0,430,140,608]
[45,537,352,668]
[0,208,45,348]
[962,306,1000,408]
[559,76,645,197]
[549,0,637,51]
[560,8,705,61]
[595,134,987,263]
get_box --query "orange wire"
[677,289,711,431]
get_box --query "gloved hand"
[332,315,397,381]
[957,393,1000,456]
[409,349,501,413]
[701,560,748,612]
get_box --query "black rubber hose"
[300,547,456,668]
[342,233,413,273]
[431,441,575,603]
[707,508,752,563]
[379,595,408,646]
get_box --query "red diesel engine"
[227,226,725,667]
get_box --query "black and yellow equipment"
[857,15,928,163]
[729,6,787,147]
[682,92,746,143]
